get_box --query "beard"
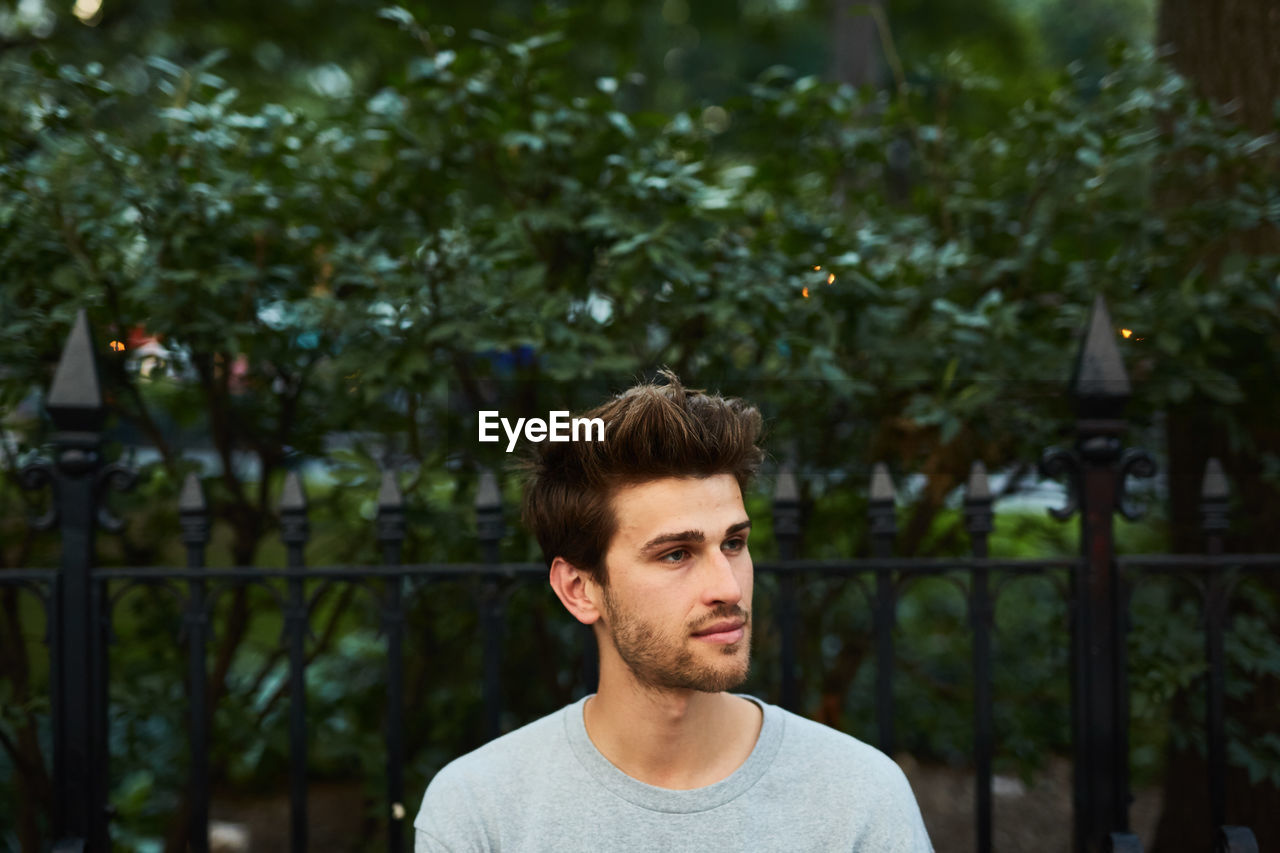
[600,588,751,693]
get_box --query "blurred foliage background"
[2,0,1279,850]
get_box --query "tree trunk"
[1153,2,1280,850]
[829,0,882,88]
[1157,0,1280,139]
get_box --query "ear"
[549,556,602,626]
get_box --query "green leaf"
[607,111,634,138]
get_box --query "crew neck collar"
[563,693,784,814]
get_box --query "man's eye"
[660,549,688,563]
[723,538,746,553]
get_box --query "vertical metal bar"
[180,474,211,853]
[965,462,995,853]
[377,471,407,853]
[44,310,109,849]
[1118,565,1138,846]
[1065,295,1133,853]
[479,584,502,742]
[90,562,109,853]
[280,471,310,853]
[1077,425,1127,852]
[868,463,897,756]
[580,625,599,697]
[475,471,505,742]
[772,470,802,712]
[1200,459,1230,839]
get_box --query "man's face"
[596,474,753,693]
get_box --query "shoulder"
[765,705,931,841]
[413,703,575,839]
[440,706,564,781]
[774,706,904,779]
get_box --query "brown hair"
[520,370,764,585]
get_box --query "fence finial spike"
[475,469,501,511]
[47,308,106,432]
[774,469,799,504]
[178,472,207,513]
[869,462,896,503]
[1201,458,1230,501]
[1070,294,1131,405]
[279,470,308,511]
[378,468,404,510]
[965,460,991,501]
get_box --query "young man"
[414,373,933,852]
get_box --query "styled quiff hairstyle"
[521,370,764,585]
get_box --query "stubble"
[601,588,751,693]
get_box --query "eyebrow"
[639,520,752,555]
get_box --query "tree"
[3,4,1280,850]
[1150,2,1280,850]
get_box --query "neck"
[583,668,762,789]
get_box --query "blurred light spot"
[392,802,406,820]
[19,0,57,35]
[71,0,102,25]
[801,287,810,299]
[1121,328,1132,339]
[827,273,835,284]
[307,63,353,99]
[813,265,821,271]
[662,0,689,25]
[108,340,125,352]
[701,105,729,133]
[587,293,614,324]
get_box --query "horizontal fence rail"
[4,533,1276,851]
[0,298,1272,853]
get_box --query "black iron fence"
[2,297,1274,853]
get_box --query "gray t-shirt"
[414,695,934,852]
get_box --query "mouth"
[692,619,746,644]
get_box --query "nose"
[702,546,744,606]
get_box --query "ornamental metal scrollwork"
[96,462,139,533]
[1038,446,1081,522]
[18,461,59,531]
[1116,447,1157,522]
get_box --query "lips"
[693,619,745,637]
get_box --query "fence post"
[279,471,311,853]
[1070,295,1129,853]
[867,462,897,756]
[1042,295,1155,853]
[41,310,112,851]
[1199,458,1230,839]
[964,461,995,853]
[179,473,211,853]
[475,469,506,741]
[376,469,408,853]
[772,468,802,713]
